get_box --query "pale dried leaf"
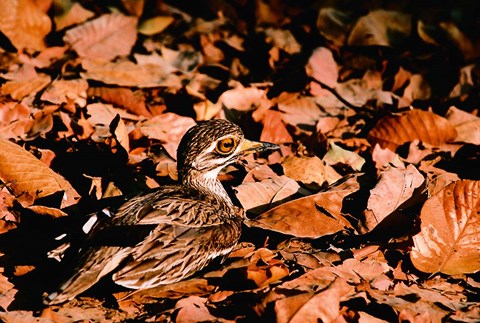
[0,138,80,208]
[86,103,130,151]
[323,141,365,171]
[246,176,358,238]
[64,13,138,61]
[306,47,338,87]
[138,113,196,158]
[411,180,480,274]
[0,0,51,50]
[54,2,95,31]
[234,175,300,212]
[282,155,341,188]
[40,78,88,106]
[364,164,425,231]
[1,70,51,100]
[275,278,354,323]
[175,296,217,323]
[81,59,182,88]
[445,106,480,145]
[278,96,323,128]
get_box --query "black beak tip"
[260,142,281,152]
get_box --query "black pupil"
[220,139,234,151]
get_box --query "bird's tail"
[44,246,128,305]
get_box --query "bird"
[44,119,279,305]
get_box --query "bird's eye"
[215,138,237,155]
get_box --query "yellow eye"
[215,137,237,154]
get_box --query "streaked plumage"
[44,119,278,305]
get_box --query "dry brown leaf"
[234,175,300,213]
[64,13,138,61]
[265,28,301,55]
[247,261,289,288]
[347,10,411,47]
[40,79,88,106]
[323,141,365,171]
[0,0,51,50]
[418,161,460,196]
[306,47,338,87]
[368,284,449,322]
[363,164,425,232]
[220,86,266,112]
[54,2,95,31]
[278,96,323,128]
[0,274,17,310]
[260,110,293,144]
[81,59,182,88]
[445,106,480,145]
[1,67,51,100]
[138,113,196,158]
[402,74,431,103]
[410,180,480,274]
[88,87,151,118]
[0,138,80,208]
[0,102,32,139]
[86,103,130,152]
[368,109,457,151]
[246,176,358,238]
[275,278,354,323]
[175,296,217,323]
[282,155,341,188]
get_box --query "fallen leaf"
[410,180,480,274]
[175,296,217,323]
[138,113,196,158]
[282,155,341,188]
[246,176,358,238]
[88,87,151,118]
[0,138,80,208]
[445,106,480,145]
[306,47,338,87]
[234,175,300,213]
[260,110,293,144]
[64,13,138,61]
[323,141,365,171]
[0,0,51,50]
[368,109,457,151]
[363,163,425,232]
[81,59,182,88]
[54,1,95,31]
[275,278,354,323]
[40,79,88,106]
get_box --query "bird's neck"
[181,169,234,208]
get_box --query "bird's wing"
[113,186,239,227]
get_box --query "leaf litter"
[0,0,479,322]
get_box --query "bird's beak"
[239,139,280,155]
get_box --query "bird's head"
[176,119,279,183]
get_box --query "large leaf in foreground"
[0,139,80,209]
[246,176,359,238]
[368,110,457,151]
[410,180,480,274]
